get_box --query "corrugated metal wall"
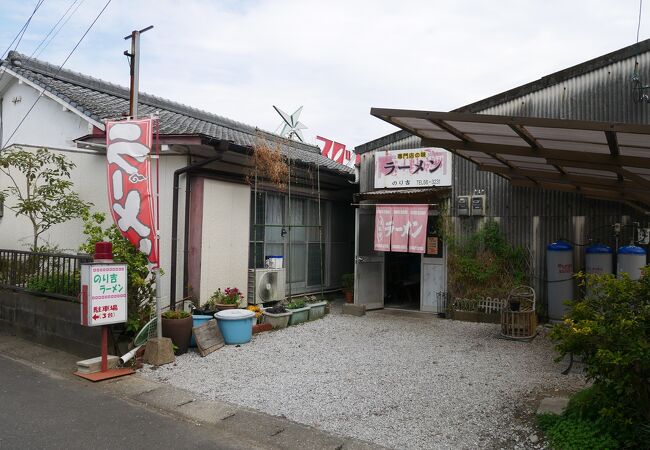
[360,49,650,311]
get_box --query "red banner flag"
[105,119,158,265]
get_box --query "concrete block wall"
[0,289,101,357]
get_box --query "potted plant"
[305,295,328,320]
[342,273,354,303]
[262,304,292,329]
[248,305,272,333]
[210,287,243,311]
[286,298,310,325]
[161,309,192,355]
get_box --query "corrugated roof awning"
[354,187,450,202]
[371,108,650,212]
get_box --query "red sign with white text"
[105,119,158,264]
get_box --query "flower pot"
[215,303,237,311]
[214,309,255,345]
[307,301,327,320]
[262,310,292,329]
[288,306,310,325]
[343,290,354,303]
[161,315,193,355]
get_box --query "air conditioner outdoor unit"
[248,268,286,304]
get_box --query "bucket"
[214,309,255,345]
[190,315,213,347]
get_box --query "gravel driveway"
[142,308,586,449]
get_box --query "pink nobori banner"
[390,206,410,252]
[374,206,392,251]
[408,205,428,253]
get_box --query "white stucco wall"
[0,77,189,307]
[200,179,251,305]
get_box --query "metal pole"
[287,156,292,301]
[155,268,162,338]
[318,165,324,299]
[253,169,258,304]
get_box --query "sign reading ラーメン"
[105,119,158,264]
[374,148,452,189]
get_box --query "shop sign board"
[374,148,452,189]
[80,263,128,327]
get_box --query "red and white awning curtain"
[374,205,428,253]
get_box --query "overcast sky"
[1,0,648,149]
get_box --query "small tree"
[0,147,91,251]
[79,210,155,334]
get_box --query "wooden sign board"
[193,319,224,357]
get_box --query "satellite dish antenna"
[273,105,307,142]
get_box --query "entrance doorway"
[384,252,421,309]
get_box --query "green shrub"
[549,270,650,447]
[26,272,79,297]
[537,413,619,450]
[286,299,306,309]
[447,221,530,298]
[161,310,190,320]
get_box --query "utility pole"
[124,25,153,119]
[125,26,161,339]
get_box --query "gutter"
[169,155,222,310]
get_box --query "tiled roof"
[1,51,353,175]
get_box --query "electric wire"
[0,0,47,86]
[0,0,113,153]
[31,0,83,59]
[0,0,47,60]
[638,0,644,44]
[0,0,83,90]
[33,0,86,59]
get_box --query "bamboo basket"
[501,286,537,339]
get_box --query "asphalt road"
[0,355,240,450]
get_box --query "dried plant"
[248,138,289,190]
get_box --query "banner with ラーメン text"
[374,206,393,251]
[105,119,158,265]
[373,205,429,254]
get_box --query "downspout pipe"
[170,155,222,310]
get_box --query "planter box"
[262,310,292,329]
[253,323,273,334]
[288,306,310,325]
[307,301,327,320]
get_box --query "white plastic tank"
[547,240,573,322]
[585,244,613,296]
[617,245,647,280]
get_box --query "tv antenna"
[273,105,307,142]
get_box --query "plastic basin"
[190,315,213,347]
[214,309,255,345]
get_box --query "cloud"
[2,0,647,148]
